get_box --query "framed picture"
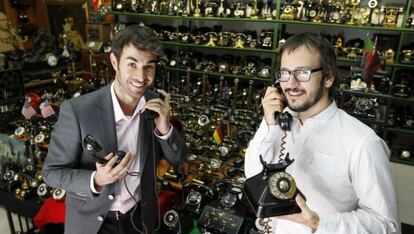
[44,0,87,43]
[373,33,399,52]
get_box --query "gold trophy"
[347,0,361,25]
[250,0,259,19]
[194,0,201,17]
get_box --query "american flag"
[40,100,55,118]
[21,97,36,119]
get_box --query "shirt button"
[97,216,104,222]
[108,194,114,200]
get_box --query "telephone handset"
[144,92,165,120]
[273,80,293,132]
[83,134,126,166]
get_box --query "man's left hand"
[278,194,320,232]
[145,89,171,135]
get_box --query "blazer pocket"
[66,191,88,201]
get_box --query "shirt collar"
[288,100,338,124]
[110,82,146,122]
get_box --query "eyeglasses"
[275,67,323,82]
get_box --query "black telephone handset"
[276,111,292,131]
[144,92,165,120]
[83,134,126,166]
[273,81,293,131]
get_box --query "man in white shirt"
[42,25,187,234]
[244,32,398,234]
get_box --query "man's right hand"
[93,152,134,191]
[262,86,285,125]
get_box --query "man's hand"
[93,152,134,191]
[145,89,171,135]
[278,195,320,232]
[262,86,285,125]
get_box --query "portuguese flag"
[363,36,380,90]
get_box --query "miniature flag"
[213,123,224,145]
[363,36,380,90]
[21,97,36,119]
[226,117,232,138]
[40,100,55,118]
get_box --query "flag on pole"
[363,36,380,90]
[39,100,55,118]
[21,97,36,119]
[213,122,224,145]
[226,116,233,138]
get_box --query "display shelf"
[390,96,414,103]
[24,78,55,89]
[390,156,414,166]
[385,63,414,69]
[161,41,276,53]
[109,11,277,23]
[277,19,414,33]
[341,89,392,100]
[166,67,272,82]
[388,127,414,135]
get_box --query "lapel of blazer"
[95,84,118,153]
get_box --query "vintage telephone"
[83,134,125,165]
[182,182,215,216]
[243,81,305,218]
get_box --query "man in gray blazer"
[42,25,187,234]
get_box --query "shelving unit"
[109,0,414,151]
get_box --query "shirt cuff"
[90,171,102,194]
[154,123,173,140]
[314,213,340,234]
[256,118,280,143]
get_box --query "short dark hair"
[278,32,339,95]
[111,25,163,62]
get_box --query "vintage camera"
[82,135,126,165]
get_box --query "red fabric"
[34,198,66,229]
[157,190,181,218]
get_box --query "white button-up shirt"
[245,101,398,234]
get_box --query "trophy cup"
[347,0,361,25]
[193,0,201,17]
[250,0,259,19]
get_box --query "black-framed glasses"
[275,67,323,82]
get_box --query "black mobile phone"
[83,134,125,165]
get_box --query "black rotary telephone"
[243,84,305,218]
[83,134,126,166]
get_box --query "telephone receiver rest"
[184,182,215,198]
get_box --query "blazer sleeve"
[42,100,96,199]
[156,127,187,165]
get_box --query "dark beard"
[286,77,325,112]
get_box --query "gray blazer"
[42,84,187,234]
